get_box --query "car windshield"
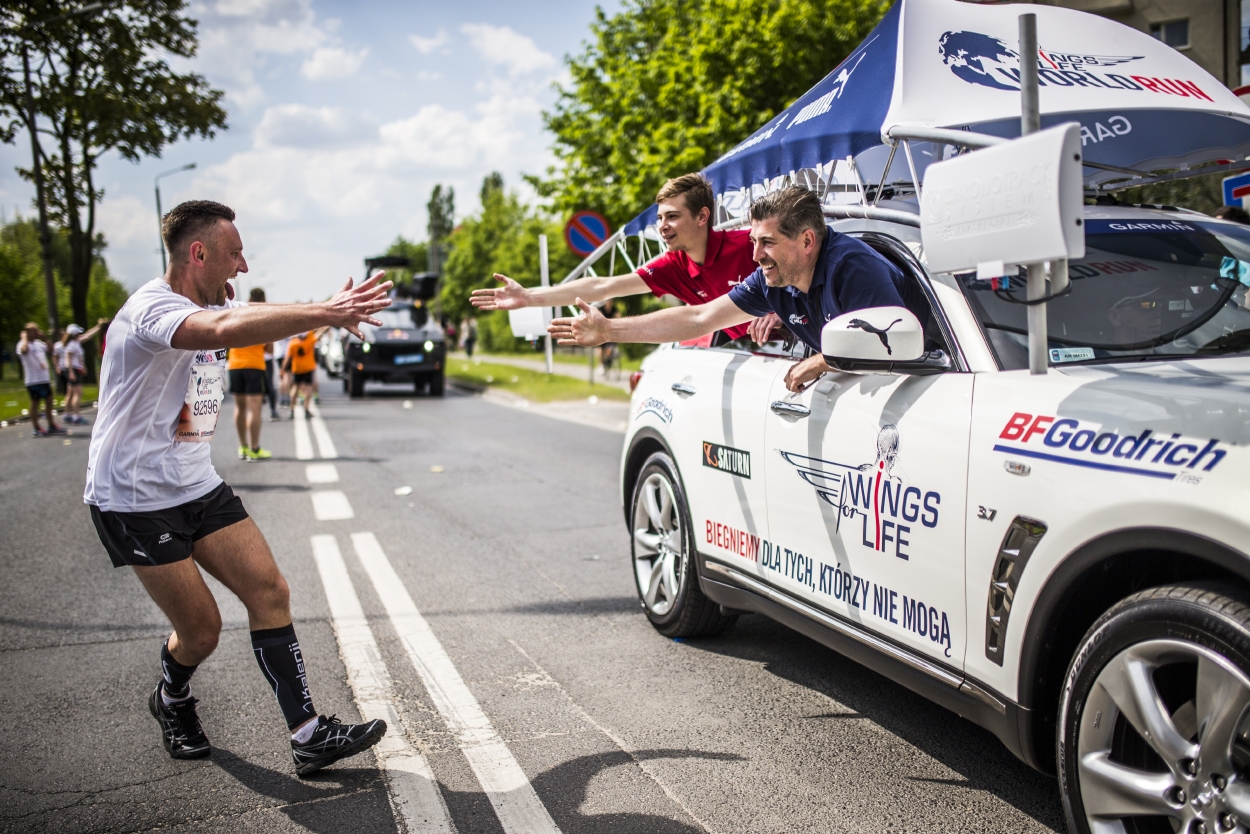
[371,306,426,330]
[957,217,1250,369]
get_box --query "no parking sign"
[564,211,611,257]
[1223,172,1250,209]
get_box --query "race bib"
[176,349,226,442]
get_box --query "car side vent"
[984,516,1047,666]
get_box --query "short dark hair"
[248,287,266,302]
[656,173,714,219]
[161,200,235,262]
[749,186,827,242]
[1214,204,1250,225]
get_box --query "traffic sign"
[1223,172,1250,209]
[564,211,611,257]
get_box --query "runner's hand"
[326,272,393,339]
[549,299,609,347]
[749,312,781,345]
[470,274,529,310]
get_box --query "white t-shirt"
[64,340,85,373]
[85,278,238,512]
[53,342,66,373]
[17,339,50,386]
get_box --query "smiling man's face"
[196,219,249,305]
[749,217,815,288]
[655,199,709,253]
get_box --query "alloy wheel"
[632,472,685,617]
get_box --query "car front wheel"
[630,451,734,638]
[1059,583,1250,834]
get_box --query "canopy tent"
[619,0,1250,237]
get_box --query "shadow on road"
[678,615,1066,830]
[527,748,743,833]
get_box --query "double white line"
[314,532,561,834]
[295,401,337,460]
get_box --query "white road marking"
[312,490,354,520]
[351,532,562,834]
[306,401,338,459]
[310,535,454,834]
[293,405,315,460]
[306,463,340,484]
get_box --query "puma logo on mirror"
[846,318,903,355]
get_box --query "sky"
[0,0,617,302]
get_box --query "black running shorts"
[229,368,266,395]
[89,483,249,568]
[292,371,314,385]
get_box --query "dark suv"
[342,262,445,397]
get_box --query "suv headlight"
[362,342,371,353]
[424,340,434,351]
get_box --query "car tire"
[429,372,444,397]
[348,371,364,399]
[1058,582,1250,834]
[629,451,735,638]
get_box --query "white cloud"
[301,46,368,80]
[461,23,556,75]
[409,29,449,54]
[416,70,441,81]
[254,104,363,148]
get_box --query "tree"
[0,0,227,379]
[440,173,580,352]
[536,0,889,227]
[426,184,454,274]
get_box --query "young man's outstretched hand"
[470,274,528,311]
[549,299,609,347]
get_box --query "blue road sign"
[1224,172,1250,208]
[564,211,611,257]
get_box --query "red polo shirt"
[635,228,757,340]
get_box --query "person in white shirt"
[85,199,393,775]
[17,323,64,437]
[58,319,109,424]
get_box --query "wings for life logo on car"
[780,424,940,561]
[937,31,1213,102]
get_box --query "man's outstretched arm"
[470,272,649,311]
[171,274,392,351]
[549,294,752,347]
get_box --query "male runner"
[284,328,321,413]
[471,173,781,343]
[227,289,272,460]
[17,323,65,437]
[549,186,907,392]
[85,200,392,776]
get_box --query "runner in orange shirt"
[227,292,273,460]
[283,328,323,415]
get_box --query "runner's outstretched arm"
[470,272,649,311]
[171,275,392,350]
[549,294,752,347]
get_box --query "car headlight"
[362,342,371,353]
[424,340,434,351]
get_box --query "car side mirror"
[820,306,949,375]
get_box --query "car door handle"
[770,400,811,418]
[671,382,697,396]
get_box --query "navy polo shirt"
[727,227,906,352]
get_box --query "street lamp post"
[155,163,196,274]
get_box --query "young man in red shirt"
[470,173,779,343]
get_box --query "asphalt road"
[0,374,1067,833]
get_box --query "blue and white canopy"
[623,0,1250,235]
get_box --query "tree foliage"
[536,0,890,227]
[440,174,580,353]
[0,0,226,377]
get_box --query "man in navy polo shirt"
[548,185,906,392]
[471,173,779,343]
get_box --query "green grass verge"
[0,377,99,422]
[447,360,630,403]
[475,348,649,373]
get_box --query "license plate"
[394,353,424,365]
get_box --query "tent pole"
[1020,12,1048,376]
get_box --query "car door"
[662,335,793,574]
[761,366,973,667]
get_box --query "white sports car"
[619,203,1250,833]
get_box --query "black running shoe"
[291,715,386,777]
[148,684,211,759]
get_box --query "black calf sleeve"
[251,624,316,730]
[161,639,197,697]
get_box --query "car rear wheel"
[630,451,734,638]
[1059,583,1250,834]
[429,372,444,397]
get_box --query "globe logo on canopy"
[939,31,1021,91]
